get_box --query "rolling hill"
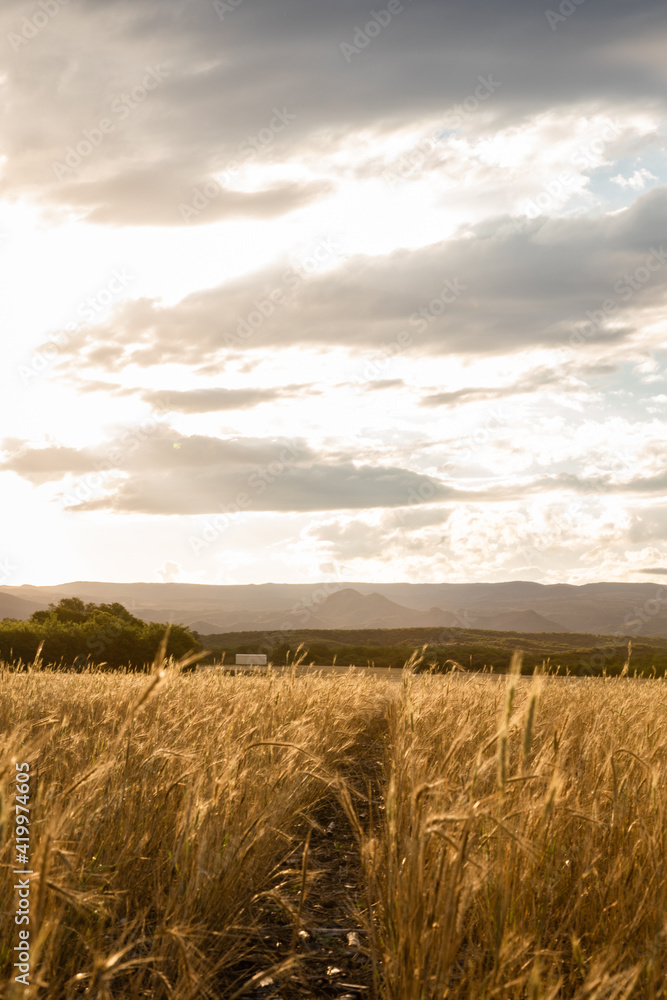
[473,609,567,633]
[1,579,666,637]
[0,592,46,621]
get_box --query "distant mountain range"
[2,579,667,637]
[0,592,50,621]
[273,589,459,630]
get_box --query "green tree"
[0,599,200,670]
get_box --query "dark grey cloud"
[53,188,667,367]
[310,507,452,561]
[72,464,454,515]
[420,362,617,407]
[364,379,406,392]
[627,509,667,545]
[55,173,331,226]
[535,469,667,497]
[1,0,666,222]
[0,443,97,484]
[61,379,318,410]
[0,430,466,513]
[613,472,667,495]
[6,423,667,518]
[140,384,317,412]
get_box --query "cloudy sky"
[1,0,667,587]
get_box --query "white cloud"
[2,0,667,585]
[611,168,658,191]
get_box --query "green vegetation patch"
[0,598,199,669]
[197,626,667,677]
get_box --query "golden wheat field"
[1,659,666,999]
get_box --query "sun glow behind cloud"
[2,0,667,586]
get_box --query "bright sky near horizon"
[1,0,667,587]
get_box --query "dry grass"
[353,667,667,999]
[0,662,390,999]
[1,659,666,998]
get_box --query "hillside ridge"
[1,579,666,636]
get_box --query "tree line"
[0,598,199,669]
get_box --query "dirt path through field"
[241,701,388,1000]
[246,803,374,999]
